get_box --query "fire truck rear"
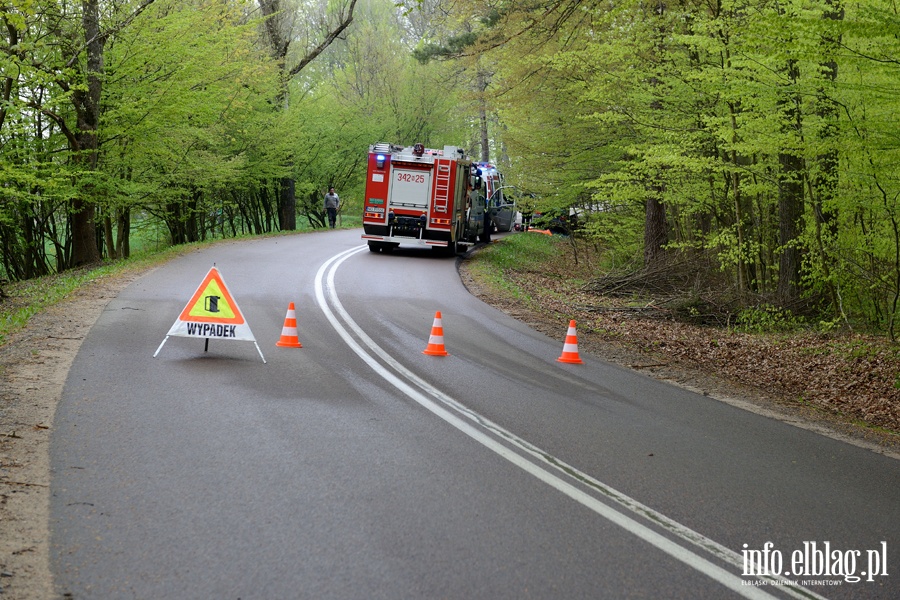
[361,142,487,254]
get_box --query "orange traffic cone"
[423,311,449,356]
[557,319,583,364]
[276,302,303,348]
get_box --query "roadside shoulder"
[457,259,900,461]
[0,269,147,599]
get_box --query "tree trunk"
[116,208,130,259]
[809,0,844,311]
[104,213,116,259]
[166,202,185,245]
[813,0,842,231]
[777,153,804,306]
[1,14,20,133]
[776,56,805,307]
[258,1,295,230]
[259,0,358,231]
[477,70,489,162]
[642,1,669,270]
[278,176,296,230]
[69,0,104,267]
[22,213,48,279]
[644,191,668,268]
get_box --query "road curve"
[50,230,900,599]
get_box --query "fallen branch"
[0,479,48,488]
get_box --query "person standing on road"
[324,187,340,229]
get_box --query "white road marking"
[315,246,825,600]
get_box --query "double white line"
[315,246,825,600]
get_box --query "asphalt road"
[50,229,900,599]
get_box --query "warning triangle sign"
[178,267,245,324]
[154,266,265,363]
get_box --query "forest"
[3,0,900,338]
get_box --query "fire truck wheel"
[436,240,462,257]
[367,242,380,252]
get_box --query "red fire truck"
[361,142,489,254]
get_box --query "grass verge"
[466,233,571,305]
[0,247,190,346]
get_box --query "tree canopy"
[4,0,900,336]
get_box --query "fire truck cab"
[362,142,489,254]
[477,161,516,233]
